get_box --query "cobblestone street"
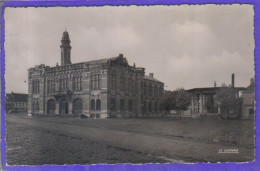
[6,114,255,165]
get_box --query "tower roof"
[62,30,70,42]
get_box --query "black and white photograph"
[4,5,255,165]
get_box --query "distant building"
[6,92,28,113]
[241,78,255,119]
[27,31,164,118]
[186,74,245,117]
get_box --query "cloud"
[165,50,253,89]
[4,5,254,93]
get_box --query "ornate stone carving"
[53,90,73,102]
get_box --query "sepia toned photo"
[4,5,255,165]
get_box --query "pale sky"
[4,5,254,93]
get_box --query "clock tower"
[60,30,72,65]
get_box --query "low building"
[6,92,28,113]
[28,31,164,118]
[186,74,245,117]
[241,78,255,119]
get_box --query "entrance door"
[73,98,83,114]
[59,99,69,114]
[47,99,56,114]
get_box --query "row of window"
[48,77,82,93]
[32,75,100,94]
[14,102,26,106]
[110,99,133,112]
[32,98,161,113]
[143,101,161,112]
[34,75,163,95]
[142,83,163,97]
[46,75,100,93]
[36,99,102,112]
[32,80,40,93]
[110,74,137,93]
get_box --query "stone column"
[28,80,33,117]
[83,96,90,116]
[199,93,203,114]
[116,95,121,118]
[191,94,194,114]
[136,80,142,118]
[68,75,73,91]
[69,101,73,114]
[39,78,45,115]
[218,106,221,114]
[55,101,59,114]
[202,94,205,114]
[100,70,108,118]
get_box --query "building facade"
[241,78,255,119]
[186,74,245,117]
[6,92,28,113]
[28,31,164,118]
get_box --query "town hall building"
[28,31,164,118]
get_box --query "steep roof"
[6,93,28,102]
[83,56,120,65]
[55,55,124,67]
[244,82,255,93]
[144,75,163,83]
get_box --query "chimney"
[214,81,217,87]
[149,73,154,78]
[232,73,235,88]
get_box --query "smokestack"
[232,74,235,88]
[149,73,154,78]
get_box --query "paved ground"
[5,114,255,165]
[6,122,166,165]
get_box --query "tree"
[162,91,177,111]
[162,88,191,113]
[215,85,241,116]
[176,89,191,111]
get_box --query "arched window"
[91,74,100,89]
[47,99,56,114]
[96,99,101,111]
[73,77,82,91]
[73,98,83,114]
[32,80,40,94]
[91,99,95,110]
[111,72,117,90]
